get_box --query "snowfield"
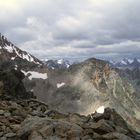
[21,70,48,80]
[5,45,14,53]
[96,106,105,114]
[91,106,105,114]
[57,82,65,88]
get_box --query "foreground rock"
[0,99,139,140]
[0,69,35,100]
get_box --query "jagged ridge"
[0,33,42,67]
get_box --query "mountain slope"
[25,58,140,132]
[0,66,138,140]
[0,33,42,69]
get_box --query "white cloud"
[0,0,140,60]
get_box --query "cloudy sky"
[0,0,140,61]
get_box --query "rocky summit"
[0,99,139,140]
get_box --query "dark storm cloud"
[0,0,140,60]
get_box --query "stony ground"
[0,99,139,140]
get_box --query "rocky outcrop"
[0,99,138,140]
[0,69,35,100]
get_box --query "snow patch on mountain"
[21,70,48,80]
[57,59,63,64]
[14,65,18,70]
[57,59,70,68]
[14,48,40,64]
[11,57,16,60]
[96,106,105,114]
[57,82,65,88]
[109,60,116,65]
[127,59,134,64]
[0,33,41,65]
[5,45,14,53]
[121,60,127,65]
[137,59,140,63]
[91,106,105,115]
[109,58,140,68]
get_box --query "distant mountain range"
[109,58,140,68]
[42,59,71,69]
[1,32,139,70]
[41,57,140,69]
[42,57,140,69]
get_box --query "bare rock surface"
[0,99,139,140]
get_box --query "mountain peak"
[109,57,140,68]
[43,59,70,69]
[0,33,42,67]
